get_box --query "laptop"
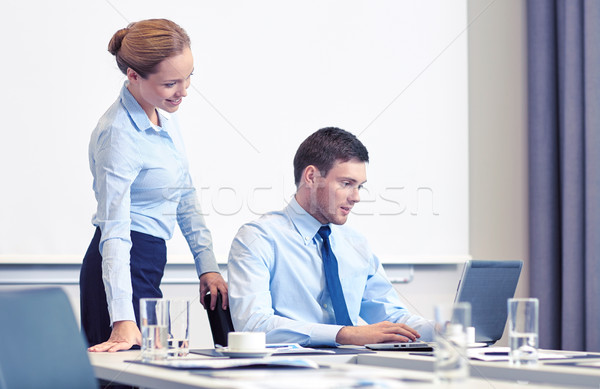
[454,259,523,345]
[366,260,522,350]
[365,341,434,351]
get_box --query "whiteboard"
[0,1,469,264]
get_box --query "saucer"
[468,342,488,348]
[215,348,273,358]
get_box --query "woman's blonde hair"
[108,19,191,78]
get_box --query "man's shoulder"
[235,208,292,238]
[229,208,296,264]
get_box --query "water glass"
[167,299,191,357]
[508,298,539,366]
[434,302,471,383]
[140,298,169,362]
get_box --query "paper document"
[266,343,336,354]
[136,357,320,370]
[192,364,432,389]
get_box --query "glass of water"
[434,302,471,383]
[508,298,539,366]
[140,298,169,362]
[166,298,191,357]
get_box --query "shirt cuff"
[309,324,344,347]
[194,250,220,277]
[109,297,136,324]
[415,319,436,342]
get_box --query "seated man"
[228,127,433,347]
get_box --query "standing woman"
[80,19,228,352]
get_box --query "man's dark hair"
[293,127,369,186]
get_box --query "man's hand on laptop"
[335,321,421,346]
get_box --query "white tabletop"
[357,349,600,388]
[89,349,589,389]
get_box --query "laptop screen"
[454,260,523,345]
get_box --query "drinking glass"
[508,298,539,366]
[434,302,471,383]
[167,299,191,357]
[140,298,169,362]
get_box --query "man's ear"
[302,165,321,188]
[126,68,141,83]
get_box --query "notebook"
[454,260,523,345]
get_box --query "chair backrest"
[203,292,234,347]
[0,287,98,389]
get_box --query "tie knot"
[317,225,331,239]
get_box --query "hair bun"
[107,28,129,56]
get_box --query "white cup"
[227,332,266,352]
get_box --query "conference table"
[360,349,600,388]
[89,347,600,388]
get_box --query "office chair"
[0,287,98,389]
[203,292,234,347]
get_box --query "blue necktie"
[317,226,353,326]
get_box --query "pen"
[484,351,509,355]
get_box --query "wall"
[467,0,528,295]
[466,0,529,344]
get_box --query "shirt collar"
[286,196,326,245]
[119,82,171,132]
